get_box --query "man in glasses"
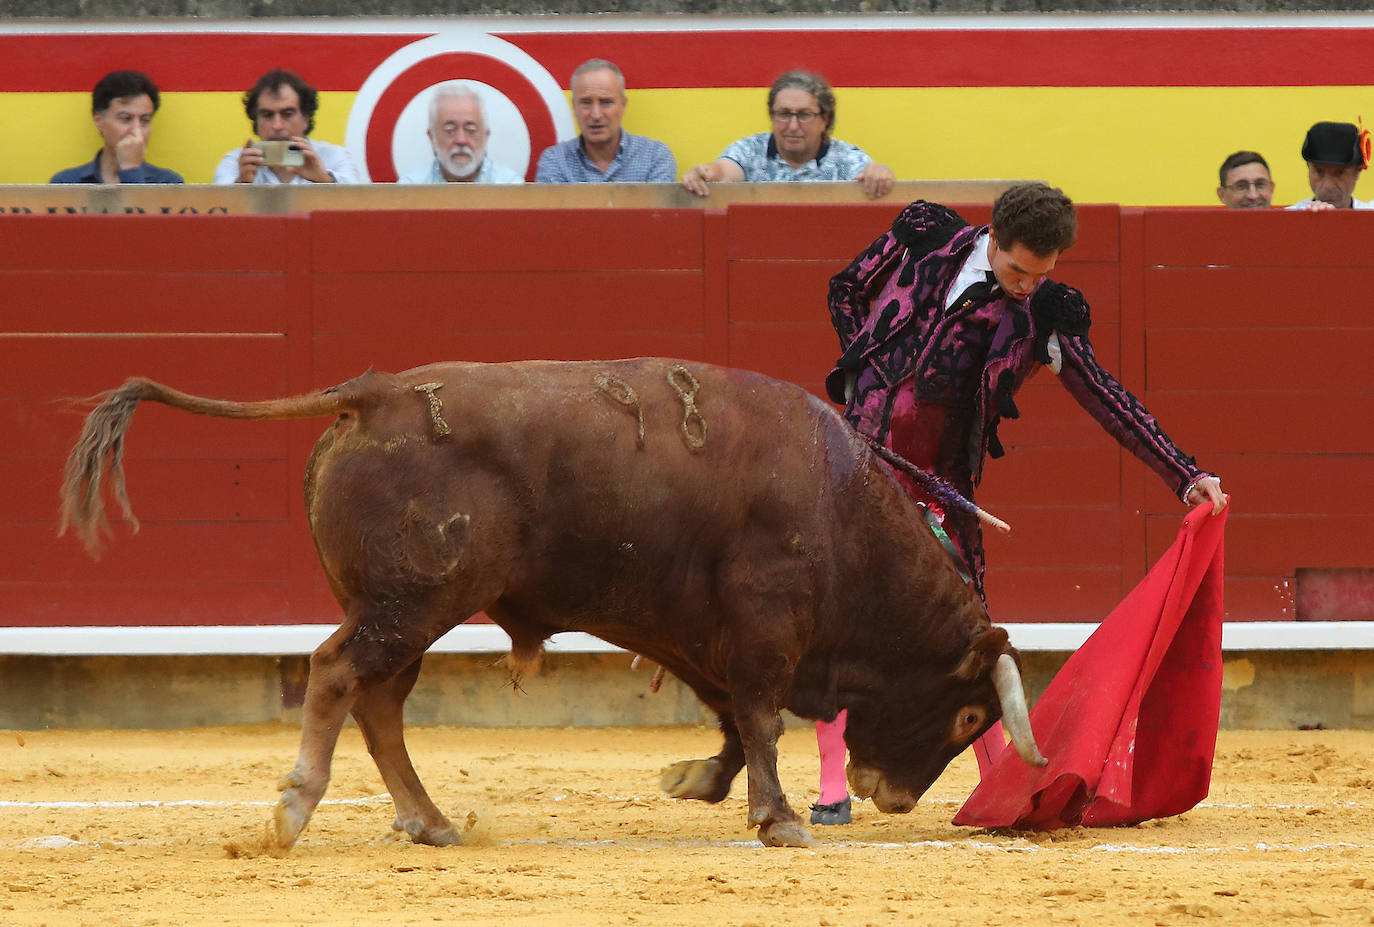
[1216,151,1274,209]
[1287,121,1372,211]
[399,82,523,184]
[681,70,894,199]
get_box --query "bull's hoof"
[758,820,814,848]
[393,815,463,847]
[659,758,727,802]
[271,767,321,854]
[271,796,309,855]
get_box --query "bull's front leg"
[660,708,745,803]
[733,700,812,847]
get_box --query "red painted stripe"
[1,28,1372,91]
[0,33,419,91]
[511,28,1374,88]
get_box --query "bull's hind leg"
[272,624,361,853]
[272,606,458,854]
[350,656,462,846]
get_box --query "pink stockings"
[815,709,849,805]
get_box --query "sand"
[2,724,1372,926]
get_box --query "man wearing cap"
[1287,121,1372,211]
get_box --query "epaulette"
[1029,280,1092,338]
[890,201,968,258]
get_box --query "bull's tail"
[59,376,366,559]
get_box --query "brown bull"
[60,358,1044,850]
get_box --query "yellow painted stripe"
[8,86,1374,205]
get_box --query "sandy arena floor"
[1,724,1372,926]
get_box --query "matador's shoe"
[809,797,852,825]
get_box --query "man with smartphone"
[51,70,183,184]
[213,68,361,185]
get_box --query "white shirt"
[944,230,999,309]
[1285,196,1374,210]
[213,139,362,185]
[398,156,524,185]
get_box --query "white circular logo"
[345,32,575,183]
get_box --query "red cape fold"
[955,501,1228,830]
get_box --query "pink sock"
[815,709,849,804]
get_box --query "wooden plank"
[983,504,1122,568]
[725,321,837,393]
[983,565,1123,622]
[1148,328,1371,391]
[1141,452,1374,517]
[0,581,293,626]
[311,271,705,334]
[0,459,290,523]
[724,202,1116,264]
[1054,262,1120,323]
[1146,513,1374,574]
[7,399,290,461]
[0,215,289,272]
[727,261,848,325]
[725,203,915,261]
[701,210,730,366]
[5,522,291,584]
[311,333,711,387]
[310,210,704,273]
[1222,576,1297,622]
[1143,208,1374,268]
[976,444,1121,507]
[1142,390,1374,455]
[1,272,289,333]
[1145,266,1374,330]
[0,335,291,399]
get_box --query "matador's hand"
[1187,476,1227,515]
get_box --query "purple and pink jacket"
[825,200,1211,598]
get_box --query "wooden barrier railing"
[2,199,1371,633]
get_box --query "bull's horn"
[992,654,1047,767]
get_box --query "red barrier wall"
[3,206,1368,628]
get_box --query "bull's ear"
[952,626,1011,680]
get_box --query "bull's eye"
[952,705,987,742]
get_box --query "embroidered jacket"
[826,200,1208,500]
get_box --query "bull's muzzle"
[845,761,918,814]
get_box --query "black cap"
[1302,121,1362,166]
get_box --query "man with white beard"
[399,82,524,184]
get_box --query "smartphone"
[257,140,305,168]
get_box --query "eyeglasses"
[770,110,821,125]
[1224,179,1273,193]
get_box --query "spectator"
[681,70,894,200]
[399,82,523,184]
[1216,151,1274,209]
[1286,121,1372,211]
[213,68,361,185]
[535,59,676,183]
[51,70,183,184]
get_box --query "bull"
[60,358,1045,851]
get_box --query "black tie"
[952,270,998,309]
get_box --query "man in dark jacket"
[51,70,183,185]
